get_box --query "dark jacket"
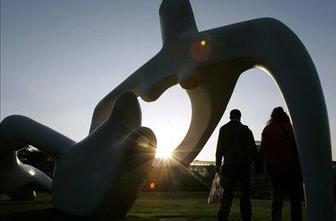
[261,120,301,176]
[216,120,260,173]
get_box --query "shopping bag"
[208,172,223,204]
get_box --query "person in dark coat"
[261,107,303,221]
[216,109,261,221]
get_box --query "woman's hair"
[269,106,290,123]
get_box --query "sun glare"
[139,85,191,160]
[153,132,176,159]
[155,146,172,159]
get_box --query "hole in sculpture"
[196,68,288,161]
[139,85,191,159]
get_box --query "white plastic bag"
[208,172,223,204]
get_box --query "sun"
[155,146,172,159]
[138,85,191,160]
[153,132,178,159]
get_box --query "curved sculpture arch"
[0,0,334,220]
[90,0,335,220]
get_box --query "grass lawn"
[1,192,308,220]
[128,192,308,221]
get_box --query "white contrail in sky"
[73,26,104,35]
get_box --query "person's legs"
[218,172,236,221]
[239,169,252,221]
[271,175,285,221]
[287,174,303,221]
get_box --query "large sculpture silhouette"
[1,92,156,217]
[0,0,334,220]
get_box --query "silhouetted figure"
[216,109,261,221]
[261,107,303,221]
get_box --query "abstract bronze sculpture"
[0,0,334,220]
[1,92,156,218]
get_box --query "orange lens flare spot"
[190,40,212,62]
[149,182,156,190]
[200,40,207,47]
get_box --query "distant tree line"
[143,158,272,199]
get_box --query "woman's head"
[270,106,290,122]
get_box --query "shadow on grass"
[2,192,314,221]
[2,209,190,221]
[2,208,135,221]
[2,208,82,221]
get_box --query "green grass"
[127,192,308,221]
[0,192,309,220]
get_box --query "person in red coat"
[261,107,303,221]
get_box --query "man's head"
[230,109,241,121]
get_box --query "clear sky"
[1,0,335,161]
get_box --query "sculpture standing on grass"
[1,92,157,218]
[0,0,334,220]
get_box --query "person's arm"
[259,127,270,174]
[260,126,269,154]
[215,128,223,173]
[248,128,263,174]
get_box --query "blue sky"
[1,0,335,160]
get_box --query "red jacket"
[261,120,301,175]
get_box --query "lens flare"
[149,182,156,190]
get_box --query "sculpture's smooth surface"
[1,92,157,217]
[0,0,334,220]
[90,0,335,219]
